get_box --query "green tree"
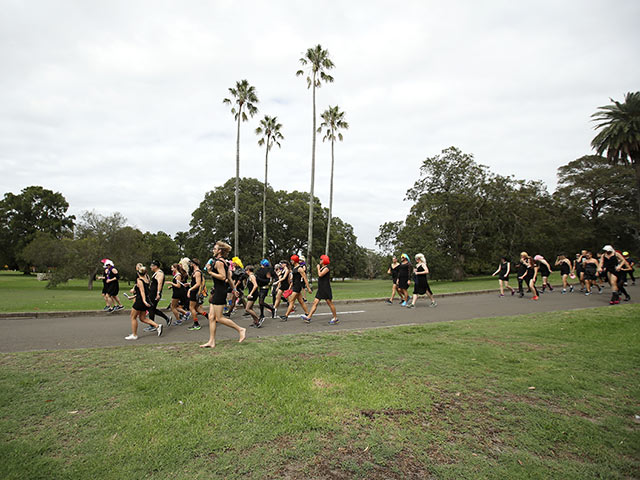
[223,79,259,257]
[143,231,180,272]
[296,44,335,267]
[255,115,284,258]
[591,92,640,223]
[318,105,349,255]
[0,186,75,270]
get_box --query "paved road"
[0,285,635,353]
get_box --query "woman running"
[280,254,311,321]
[535,255,553,292]
[169,263,189,325]
[244,265,263,328]
[186,258,209,331]
[302,255,339,324]
[255,259,276,319]
[555,254,574,294]
[200,241,246,348]
[599,245,630,305]
[583,252,600,295]
[146,260,171,328]
[614,252,632,302]
[225,257,248,318]
[104,260,124,311]
[125,264,163,340]
[98,259,111,311]
[492,256,515,297]
[519,255,539,300]
[273,260,292,316]
[385,256,401,304]
[407,253,437,308]
[395,254,412,306]
[516,252,528,298]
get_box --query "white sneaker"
[125,334,138,340]
[157,324,163,337]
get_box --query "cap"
[291,254,300,263]
[602,245,614,253]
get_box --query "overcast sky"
[1,0,639,249]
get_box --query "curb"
[0,289,498,320]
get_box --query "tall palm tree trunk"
[234,110,242,257]
[262,143,269,259]
[325,135,335,255]
[307,72,317,269]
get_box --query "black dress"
[132,277,150,311]
[171,274,184,299]
[106,268,120,296]
[292,266,303,293]
[210,259,229,306]
[413,264,428,295]
[316,267,332,300]
[498,262,509,281]
[397,263,410,290]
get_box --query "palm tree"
[318,105,348,255]
[296,45,335,265]
[255,115,284,258]
[591,91,640,222]
[223,80,259,257]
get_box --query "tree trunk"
[262,141,269,259]
[452,253,465,281]
[325,135,335,256]
[307,73,317,276]
[234,108,242,257]
[634,160,640,227]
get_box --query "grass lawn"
[0,271,562,313]
[1,305,638,479]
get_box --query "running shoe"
[107,307,114,313]
[144,325,157,332]
[301,315,311,323]
[511,290,515,296]
[406,304,415,309]
[561,289,566,294]
[124,334,138,340]
[499,294,504,297]
[518,293,524,298]
[598,287,603,294]
[103,306,110,311]
[385,299,392,304]
[532,296,539,301]
[624,296,631,302]
[114,305,124,311]
[585,292,591,296]
[257,317,265,328]
[328,318,339,325]
[569,286,574,293]
[279,315,288,322]
[157,324,163,336]
[271,308,276,319]
[188,324,201,331]
[401,301,407,307]
[172,319,183,326]
[609,300,615,305]
[430,301,437,307]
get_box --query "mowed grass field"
[0,271,562,313]
[1,305,638,479]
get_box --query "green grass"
[0,271,560,313]
[1,305,638,479]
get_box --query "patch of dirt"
[312,378,335,389]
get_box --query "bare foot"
[238,327,246,343]
[199,342,215,348]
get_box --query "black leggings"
[258,287,274,317]
[149,297,170,323]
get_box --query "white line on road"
[286,310,366,319]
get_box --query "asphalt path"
[0,285,635,353]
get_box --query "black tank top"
[279,269,290,290]
[213,259,228,292]
[499,262,509,276]
[292,266,302,290]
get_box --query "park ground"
[0,271,543,313]
[1,303,638,479]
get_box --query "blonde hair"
[215,241,232,257]
[415,253,426,263]
[179,257,190,272]
[520,251,529,259]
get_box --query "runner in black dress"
[492,256,515,297]
[575,251,587,291]
[395,254,412,306]
[200,241,246,348]
[280,255,311,321]
[98,259,111,311]
[599,245,630,305]
[301,255,339,324]
[583,252,600,295]
[407,254,437,308]
[186,259,209,331]
[169,263,189,325]
[555,254,574,294]
[516,252,528,298]
[243,265,262,327]
[256,259,276,320]
[534,255,553,293]
[146,261,171,328]
[104,260,124,311]
[385,256,401,304]
[623,252,635,285]
[519,255,539,300]
[273,260,291,316]
[125,264,162,340]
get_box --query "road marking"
[286,310,365,319]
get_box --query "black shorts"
[498,275,509,281]
[209,288,227,306]
[189,289,198,303]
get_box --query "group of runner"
[103,242,339,346]
[487,246,634,304]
